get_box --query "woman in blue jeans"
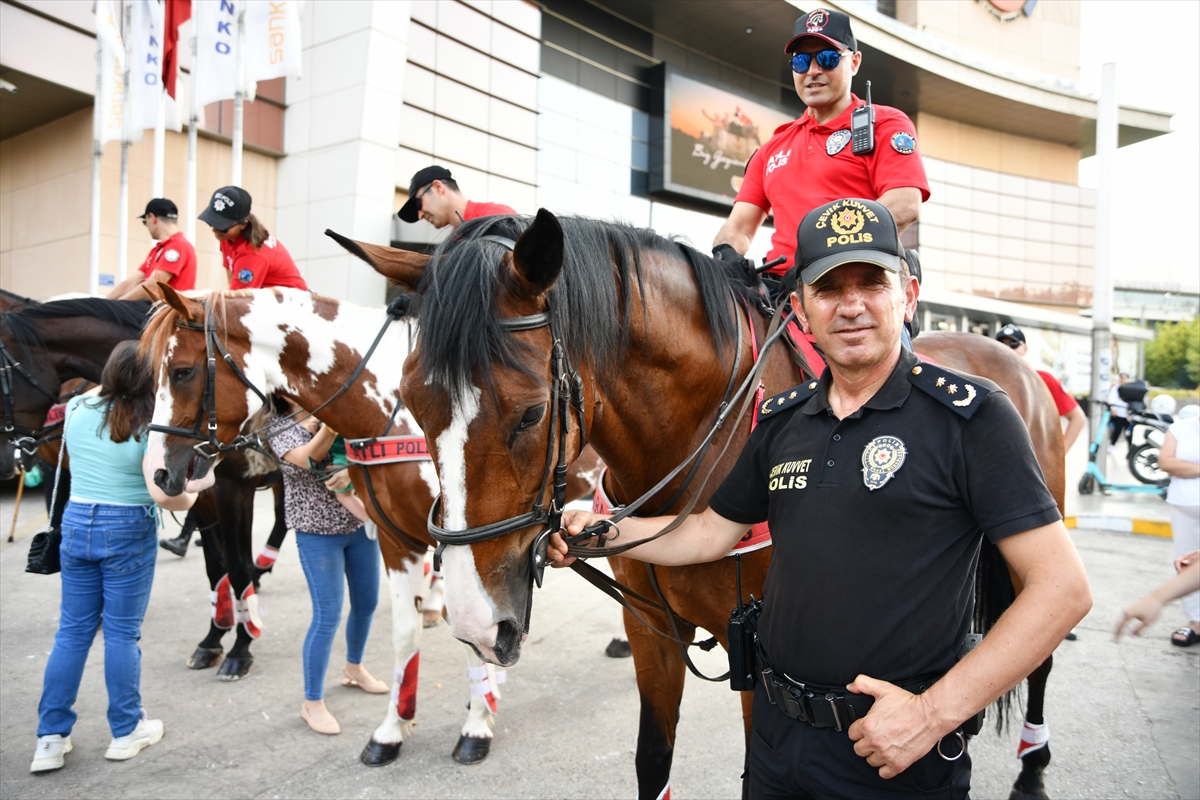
[32,342,199,773]
[268,398,386,735]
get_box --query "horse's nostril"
[493,619,522,663]
[153,468,169,490]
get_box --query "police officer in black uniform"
[548,198,1092,798]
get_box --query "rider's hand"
[712,243,749,271]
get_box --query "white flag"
[130,0,183,133]
[245,0,302,83]
[95,0,127,145]
[195,0,246,108]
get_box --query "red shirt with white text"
[139,231,197,291]
[221,235,308,291]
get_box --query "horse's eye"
[172,367,195,382]
[517,405,545,431]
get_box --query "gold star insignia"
[911,366,922,375]
[809,381,818,389]
[935,377,946,387]
[947,384,958,394]
[789,391,797,399]
[777,398,785,405]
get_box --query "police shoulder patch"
[759,380,820,418]
[890,132,916,155]
[164,248,180,263]
[237,269,254,285]
[907,362,991,419]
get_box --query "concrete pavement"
[1,484,1196,799]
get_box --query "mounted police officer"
[397,165,516,230]
[108,198,197,300]
[549,198,1092,798]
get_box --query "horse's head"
[0,309,65,476]
[142,285,256,496]
[401,210,592,666]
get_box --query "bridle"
[424,236,589,618]
[0,315,86,454]
[147,297,405,460]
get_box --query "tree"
[1145,317,1200,389]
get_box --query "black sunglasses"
[1000,339,1022,349]
[790,49,852,74]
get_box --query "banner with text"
[195,0,249,108]
[130,0,183,133]
[245,0,302,83]
[95,0,126,145]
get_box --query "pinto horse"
[0,295,288,681]
[141,283,602,766]
[373,210,1066,800]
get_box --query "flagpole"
[90,35,104,296]
[230,4,244,186]
[116,0,133,283]
[186,29,198,244]
[152,87,166,197]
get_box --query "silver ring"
[936,730,966,762]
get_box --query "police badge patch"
[164,249,180,263]
[826,130,851,156]
[861,436,908,490]
[890,132,916,155]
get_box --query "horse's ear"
[511,208,564,295]
[324,230,429,290]
[142,282,165,304]
[159,283,203,321]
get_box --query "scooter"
[1117,380,1174,485]
[1078,404,1168,497]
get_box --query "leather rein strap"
[0,314,87,452]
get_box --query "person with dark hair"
[397,165,516,230]
[995,324,1087,453]
[108,198,197,300]
[199,185,308,291]
[31,341,200,774]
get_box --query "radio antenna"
[866,80,872,105]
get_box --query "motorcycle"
[1116,381,1174,486]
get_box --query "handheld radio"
[851,80,875,155]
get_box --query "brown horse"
[371,210,1066,800]
[141,283,602,766]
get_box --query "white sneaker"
[104,719,164,761]
[31,734,72,773]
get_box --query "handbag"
[26,408,68,576]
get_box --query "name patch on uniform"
[237,269,254,284]
[165,248,180,263]
[890,132,916,155]
[768,458,812,491]
[862,436,907,490]
[826,129,851,156]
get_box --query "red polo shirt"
[464,200,517,220]
[222,235,308,290]
[1036,370,1080,417]
[736,94,930,274]
[139,231,197,291]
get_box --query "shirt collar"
[801,346,915,417]
[801,94,863,133]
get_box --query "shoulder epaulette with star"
[758,379,820,419]
[907,362,992,420]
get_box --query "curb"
[1065,515,1172,538]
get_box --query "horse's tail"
[974,535,1022,734]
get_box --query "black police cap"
[199,186,251,231]
[784,8,857,54]
[794,198,903,285]
[398,165,454,223]
[996,324,1026,345]
[139,198,178,219]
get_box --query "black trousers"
[748,686,971,799]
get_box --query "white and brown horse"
[141,283,601,766]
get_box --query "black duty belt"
[761,668,940,732]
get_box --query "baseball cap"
[784,8,857,54]
[139,198,178,219]
[995,324,1026,345]
[397,165,454,223]
[199,186,252,231]
[794,198,903,285]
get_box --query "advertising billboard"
[652,68,796,207]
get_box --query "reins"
[0,315,88,453]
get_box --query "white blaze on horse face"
[436,385,501,650]
[147,332,178,474]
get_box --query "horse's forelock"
[410,214,744,408]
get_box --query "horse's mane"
[411,214,757,403]
[0,287,38,307]
[139,293,238,370]
[4,297,151,358]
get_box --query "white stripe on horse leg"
[460,647,497,739]
[371,561,425,746]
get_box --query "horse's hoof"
[187,647,224,670]
[452,735,491,764]
[360,738,401,767]
[605,637,632,658]
[217,656,253,681]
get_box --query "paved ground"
[1,479,1196,799]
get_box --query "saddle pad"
[344,436,432,464]
[592,468,772,558]
[44,403,67,427]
